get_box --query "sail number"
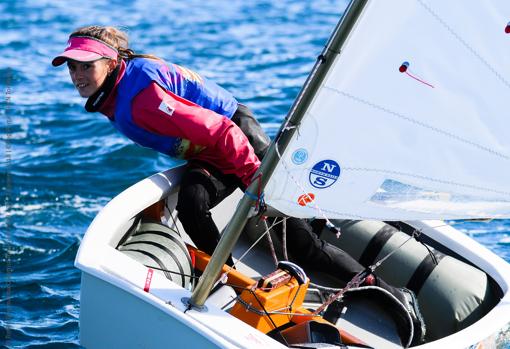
[309,160,341,189]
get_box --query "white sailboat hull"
[75,165,510,348]
[80,273,225,349]
[76,164,287,349]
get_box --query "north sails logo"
[309,160,341,189]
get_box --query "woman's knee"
[280,218,324,259]
[176,182,211,217]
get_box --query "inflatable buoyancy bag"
[118,221,193,289]
[323,220,499,341]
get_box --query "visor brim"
[51,50,106,67]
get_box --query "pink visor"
[52,36,118,66]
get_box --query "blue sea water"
[0,0,509,348]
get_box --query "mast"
[188,0,369,309]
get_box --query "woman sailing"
[52,25,425,346]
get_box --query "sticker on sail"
[309,160,340,189]
[506,22,510,33]
[291,148,308,165]
[297,193,315,206]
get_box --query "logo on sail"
[309,160,340,189]
[297,193,315,206]
[291,148,308,165]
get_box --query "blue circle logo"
[309,160,341,189]
[291,148,308,165]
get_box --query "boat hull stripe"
[406,251,445,294]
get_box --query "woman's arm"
[131,82,260,186]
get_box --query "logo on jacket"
[309,160,340,189]
[158,100,175,116]
[174,138,206,159]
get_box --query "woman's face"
[67,59,115,98]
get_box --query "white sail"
[264,0,510,220]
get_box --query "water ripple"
[1,0,508,347]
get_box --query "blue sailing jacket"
[112,58,238,156]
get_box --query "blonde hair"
[70,25,160,61]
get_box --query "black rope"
[414,233,440,266]
[248,288,290,347]
[220,295,239,311]
[143,265,263,294]
[144,265,199,279]
[164,200,183,237]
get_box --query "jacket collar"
[85,60,126,119]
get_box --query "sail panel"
[265,0,510,220]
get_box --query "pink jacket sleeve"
[131,82,260,187]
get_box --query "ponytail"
[69,25,160,62]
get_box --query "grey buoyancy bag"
[324,220,498,340]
